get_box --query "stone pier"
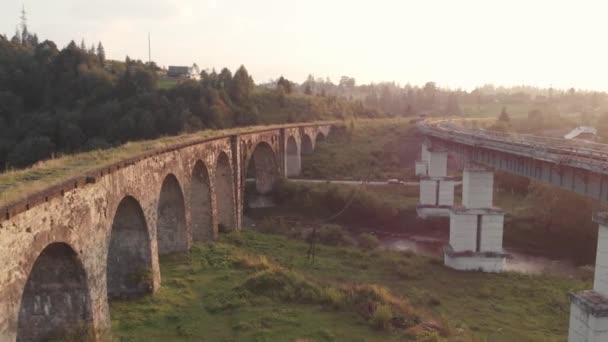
[568,213,608,341]
[443,164,507,272]
[416,145,456,218]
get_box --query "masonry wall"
[0,124,332,341]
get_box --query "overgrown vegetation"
[110,231,588,341]
[300,118,420,181]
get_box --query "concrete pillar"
[416,145,455,218]
[444,164,506,272]
[417,178,456,218]
[438,180,455,206]
[416,144,430,176]
[462,165,494,208]
[428,149,448,178]
[419,179,438,206]
[568,213,608,341]
[415,161,428,177]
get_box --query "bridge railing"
[417,118,608,170]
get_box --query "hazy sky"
[3,0,608,90]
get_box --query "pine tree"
[499,106,510,123]
[97,42,106,63]
[67,40,77,50]
[11,27,20,45]
[89,44,95,54]
[80,38,86,50]
[28,33,38,46]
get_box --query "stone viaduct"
[415,118,608,342]
[0,123,332,341]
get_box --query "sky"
[3,0,608,91]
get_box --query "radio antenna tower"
[148,32,152,64]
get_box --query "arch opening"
[107,196,154,299]
[17,243,93,341]
[285,136,301,178]
[191,161,213,241]
[215,152,236,232]
[315,132,326,146]
[245,142,280,210]
[301,134,314,155]
[157,174,188,255]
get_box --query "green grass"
[158,78,178,89]
[301,118,420,181]
[110,231,588,341]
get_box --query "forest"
[0,28,379,169]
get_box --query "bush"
[358,233,380,250]
[309,224,356,247]
[241,268,323,304]
[370,304,393,330]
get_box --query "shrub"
[232,253,271,270]
[370,304,393,330]
[358,233,380,250]
[256,216,289,235]
[309,224,355,247]
[241,268,322,304]
[322,287,345,309]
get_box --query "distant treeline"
[271,75,608,120]
[0,30,380,169]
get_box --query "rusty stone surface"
[0,123,333,341]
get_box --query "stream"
[381,234,592,279]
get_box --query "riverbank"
[111,230,588,341]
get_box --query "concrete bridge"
[0,123,331,341]
[415,118,608,342]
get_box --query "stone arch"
[17,242,93,341]
[301,134,314,155]
[248,142,280,194]
[107,196,154,299]
[215,152,236,231]
[191,160,214,241]
[157,174,188,255]
[285,135,301,177]
[315,131,326,146]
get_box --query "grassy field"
[158,78,178,89]
[110,231,588,341]
[301,118,420,181]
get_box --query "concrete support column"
[444,164,507,272]
[568,213,608,341]
[462,165,494,208]
[428,149,448,178]
[415,144,430,176]
[416,146,456,218]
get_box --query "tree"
[10,28,20,45]
[444,93,462,116]
[276,76,293,94]
[498,106,510,123]
[304,84,313,95]
[230,65,253,103]
[67,40,77,50]
[218,68,233,90]
[97,42,106,63]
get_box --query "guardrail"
[417,118,608,173]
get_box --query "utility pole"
[148,32,152,64]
